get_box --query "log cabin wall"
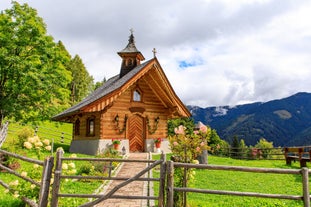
[100,78,169,141]
[72,113,101,141]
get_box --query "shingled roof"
[52,59,153,120]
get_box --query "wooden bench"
[284,147,311,167]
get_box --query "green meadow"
[0,122,308,207]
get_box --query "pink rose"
[174,125,185,135]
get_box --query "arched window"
[74,119,80,135]
[87,117,95,136]
[133,90,141,102]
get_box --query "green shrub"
[77,163,92,175]
[16,126,34,147]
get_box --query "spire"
[118,29,145,78]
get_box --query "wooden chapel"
[52,32,191,155]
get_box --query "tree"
[57,41,94,105]
[68,55,94,105]
[255,138,274,159]
[0,2,72,124]
[94,77,107,90]
[231,135,241,158]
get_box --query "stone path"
[95,153,151,207]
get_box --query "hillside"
[188,92,311,147]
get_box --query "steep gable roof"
[52,59,153,121]
[53,57,191,122]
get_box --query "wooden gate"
[128,115,145,152]
[50,149,166,207]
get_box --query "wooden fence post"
[166,161,174,207]
[158,153,166,207]
[302,167,310,207]
[51,149,64,207]
[38,156,54,207]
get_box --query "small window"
[87,117,95,136]
[133,90,141,102]
[74,119,80,135]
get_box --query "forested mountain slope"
[188,92,311,147]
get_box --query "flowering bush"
[169,125,210,162]
[4,136,53,202]
[23,136,52,159]
[168,124,211,207]
[112,138,121,145]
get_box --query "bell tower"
[118,29,145,78]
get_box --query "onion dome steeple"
[118,29,145,78]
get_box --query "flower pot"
[155,142,161,148]
[113,144,120,150]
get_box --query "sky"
[1,0,311,108]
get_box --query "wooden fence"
[0,149,54,207]
[50,149,166,207]
[1,149,311,207]
[166,161,310,207]
[0,121,9,148]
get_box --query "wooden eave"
[81,58,190,117]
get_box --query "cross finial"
[130,28,134,35]
[152,48,157,57]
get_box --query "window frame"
[86,116,95,137]
[132,88,142,102]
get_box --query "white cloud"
[1,0,311,107]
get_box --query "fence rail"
[0,149,54,207]
[0,122,9,148]
[167,161,310,207]
[50,149,166,207]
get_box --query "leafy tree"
[94,77,106,90]
[57,41,94,105]
[0,2,72,124]
[231,135,241,158]
[208,129,223,154]
[255,138,274,159]
[68,55,94,105]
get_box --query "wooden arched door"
[128,115,145,152]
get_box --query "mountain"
[188,92,311,147]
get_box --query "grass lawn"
[0,121,106,207]
[0,122,308,206]
[153,154,305,207]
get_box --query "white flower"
[62,163,68,170]
[42,139,50,146]
[68,162,75,169]
[27,137,36,144]
[45,145,52,151]
[33,164,39,169]
[4,189,9,193]
[69,169,77,175]
[9,180,19,186]
[35,141,43,147]
[30,184,36,189]
[21,171,27,177]
[13,191,19,198]
[192,160,199,164]
[69,154,77,158]
[23,142,32,149]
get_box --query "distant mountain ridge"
[188,92,311,147]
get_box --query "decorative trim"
[113,114,128,134]
[129,107,145,114]
[146,116,160,134]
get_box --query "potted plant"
[112,139,121,150]
[154,138,162,148]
